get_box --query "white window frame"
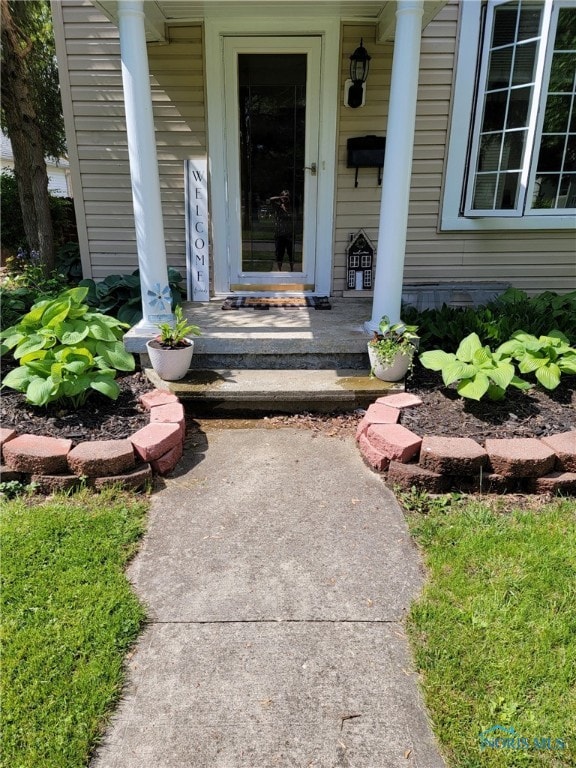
[441,0,575,230]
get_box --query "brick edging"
[0,389,186,493]
[356,395,576,496]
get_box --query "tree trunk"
[1,0,54,273]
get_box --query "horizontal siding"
[335,3,575,297]
[57,0,205,280]
[57,0,574,295]
[333,23,390,294]
[406,1,575,293]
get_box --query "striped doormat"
[222,296,331,310]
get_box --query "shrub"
[0,254,82,331]
[403,289,576,352]
[0,287,135,408]
[0,169,78,255]
[0,286,37,330]
[402,304,482,352]
[488,288,576,342]
[79,268,185,325]
[55,242,82,282]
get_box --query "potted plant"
[367,316,419,381]
[146,305,201,381]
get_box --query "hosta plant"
[0,287,135,407]
[419,332,530,401]
[497,330,576,390]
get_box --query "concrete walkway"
[91,426,445,768]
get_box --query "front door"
[224,37,321,292]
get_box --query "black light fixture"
[347,38,371,108]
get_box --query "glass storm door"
[224,38,321,291]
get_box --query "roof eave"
[91,1,448,43]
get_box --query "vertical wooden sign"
[185,158,210,301]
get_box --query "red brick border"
[357,399,575,496]
[0,389,186,493]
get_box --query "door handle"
[304,162,317,176]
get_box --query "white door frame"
[224,36,321,290]
[205,16,340,295]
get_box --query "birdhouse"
[346,230,374,290]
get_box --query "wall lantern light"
[345,38,371,108]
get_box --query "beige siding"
[55,0,205,279]
[406,2,575,293]
[333,23,391,294]
[55,0,574,295]
[334,4,575,296]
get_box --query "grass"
[401,492,576,767]
[400,492,576,768]
[1,487,149,768]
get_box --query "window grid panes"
[531,6,576,209]
[466,0,576,216]
[471,1,543,210]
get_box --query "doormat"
[222,296,331,311]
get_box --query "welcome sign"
[185,158,210,301]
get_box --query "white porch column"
[365,0,424,331]
[118,0,172,332]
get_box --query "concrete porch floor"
[127,297,405,412]
[126,296,376,358]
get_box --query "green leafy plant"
[403,289,576,352]
[396,486,462,516]
[498,330,576,390]
[489,288,576,342]
[0,479,38,500]
[55,242,82,282]
[419,332,530,401]
[155,305,200,349]
[0,286,135,407]
[79,268,185,326]
[402,303,482,353]
[0,250,84,331]
[1,170,77,258]
[0,285,36,330]
[368,316,419,368]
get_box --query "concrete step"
[145,368,403,414]
[189,351,370,370]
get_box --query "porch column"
[365,0,424,331]
[118,0,172,332]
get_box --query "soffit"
[92,1,447,43]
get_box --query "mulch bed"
[1,362,574,445]
[402,361,576,440]
[0,370,154,446]
[268,362,576,441]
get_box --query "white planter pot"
[367,344,412,382]
[146,338,195,381]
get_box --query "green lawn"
[1,488,149,768]
[404,494,576,767]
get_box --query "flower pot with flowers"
[146,305,201,381]
[367,316,419,381]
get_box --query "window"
[442,0,575,229]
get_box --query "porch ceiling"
[92,1,447,43]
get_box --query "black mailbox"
[347,135,386,186]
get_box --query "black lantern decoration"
[347,38,371,108]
